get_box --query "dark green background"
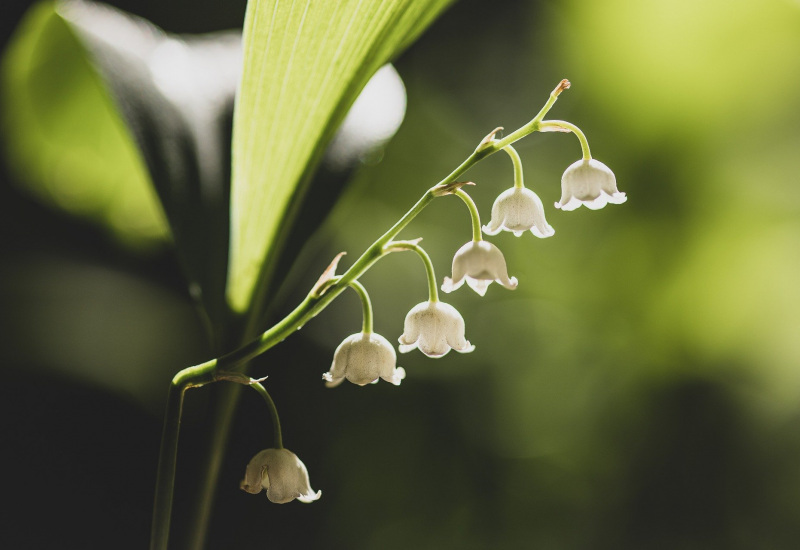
[2,0,800,548]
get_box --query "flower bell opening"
[555,158,626,211]
[323,332,406,387]
[241,448,321,504]
[399,301,475,357]
[442,240,518,296]
[483,186,555,238]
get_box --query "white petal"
[243,448,320,505]
[297,490,322,503]
[329,332,400,387]
[441,276,463,293]
[466,277,490,296]
[398,342,418,354]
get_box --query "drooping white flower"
[555,158,626,211]
[441,240,518,297]
[323,332,405,387]
[398,301,475,358]
[240,448,321,504]
[483,186,555,238]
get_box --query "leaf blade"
[227,0,455,312]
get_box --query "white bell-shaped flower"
[398,301,475,358]
[323,332,406,387]
[240,448,321,504]
[555,158,626,211]
[442,240,518,297]
[483,186,554,238]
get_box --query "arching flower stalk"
[322,280,405,387]
[387,240,474,357]
[540,119,626,211]
[483,145,554,238]
[442,189,518,296]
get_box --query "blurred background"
[3,0,800,548]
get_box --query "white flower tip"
[466,277,490,296]
[390,366,406,385]
[398,342,417,354]
[441,277,461,293]
[555,199,580,211]
[481,223,501,236]
[322,372,343,388]
[456,342,476,354]
[297,490,322,503]
[503,276,519,290]
[532,225,555,238]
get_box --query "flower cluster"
[241,79,626,505]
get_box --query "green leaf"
[2,0,242,329]
[1,1,167,249]
[227,0,456,313]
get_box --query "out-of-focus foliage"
[1,1,166,248]
[298,0,800,547]
[2,0,415,334]
[2,0,244,328]
[227,0,456,312]
[3,0,800,548]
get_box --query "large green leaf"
[2,0,241,329]
[1,1,167,249]
[227,0,456,313]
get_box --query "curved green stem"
[160,79,578,549]
[489,79,569,151]
[503,145,525,189]
[539,120,592,160]
[387,241,438,303]
[348,280,373,334]
[248,380,283,449]
[454,189,483,242]
[149,359,218,550]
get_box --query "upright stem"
[150,360,217,550]
[454,189,483,242]
[150,383,184,550]
[503,145,525,189]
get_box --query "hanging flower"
[240,448,321,504]
[323,332,406,387]
[555,158,626,211]
[398,301,475,357]
[442,240,518,296]
[483,186,555,238]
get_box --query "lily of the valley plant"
[152,78,625,547]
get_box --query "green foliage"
[227,0,456,313]
[1,1,166,248]
[2,1,242,327]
